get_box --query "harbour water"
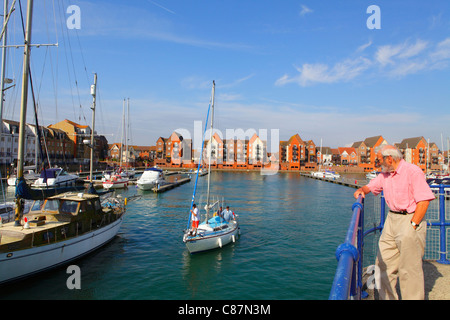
[0,171,368,300]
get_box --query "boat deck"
[0,219,69,247]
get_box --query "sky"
[2,0,450,152]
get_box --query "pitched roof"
[397,137,425,149]
[63,119,88,129]
[351,141,365,148]
[338,147,356,155]
[288,133,304,144]
[364,136,383,148]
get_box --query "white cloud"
[430,38,450,61]
[277,38,450,86]
[375,39,428,66]
[299,5,313,17]
[357,40,372,52]
[375,44,404,66]
[276,57,371,86]
[399,39,428,59]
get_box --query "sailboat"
[182,81,240,254]
[0,3,127,285]
[102,99,130,189]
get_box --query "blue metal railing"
[329,184,450,300]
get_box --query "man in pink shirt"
[354,145,435,300]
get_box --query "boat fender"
[218,238,222,248]
[24,217,30,229]
[124,198,127,206]
[232,235,235,243]
[0,216,2,227]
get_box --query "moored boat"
[366,171,379,180]
[311,170,340,179]
[7,168,39,186]
[102,173,129,189]
[136,167,166,190]
[31,168,79,189]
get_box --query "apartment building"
[279,134,306,170]
[396,136,428,171]
[338,147,358,165]
[248,133,267,168]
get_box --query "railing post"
[357,197,365,299]
[437,185,450,265]
[380,191,386,231]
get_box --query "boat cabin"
[0,192,123,252]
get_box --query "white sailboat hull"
[184,220,240,254]
[0,216,124,285]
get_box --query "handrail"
[329,195,364,300]
[329,184,450,300]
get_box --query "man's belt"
[390,210,408,215]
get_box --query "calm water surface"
[0,171,362,300]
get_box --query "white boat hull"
[103,179,128,189]
[0,216,124,285]
[32,177,78,189]
[136,181,156,190]
[136,168,166,190]
[184,220,240,254]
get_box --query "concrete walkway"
[363,260,450,300]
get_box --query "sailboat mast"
[14,0,33,226]
[17,0,33,181]
[0,0,8,122]
[119,98,124,168]
[89,73,97,183]
[205,80,215,219]
[126,97,129,171]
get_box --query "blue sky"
[3,0,450,151]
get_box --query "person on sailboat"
[214,206,223,218]
[190,204,199,234]
[222,206,235,222]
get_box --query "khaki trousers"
[375,211,427,300]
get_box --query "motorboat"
[102,173,129,189]
[31,168,79,189]
[324,170,340,179]
[311,170,340,179]
[136,167,166,190]
[7,168,39,186]
[366,171,379,180]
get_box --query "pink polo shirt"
[367,159,435,213]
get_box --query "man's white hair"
[374,145,403,160]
